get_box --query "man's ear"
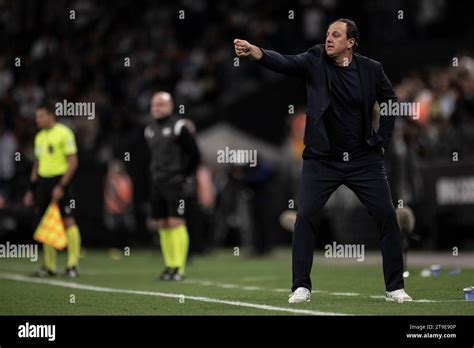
[348,38,355,49]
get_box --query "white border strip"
[0,273,347,316]
[186,279,464,303]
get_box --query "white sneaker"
[385,288,413,303]
[288,287,311,303]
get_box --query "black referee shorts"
[150,180,186,219]
[35,176,74,218]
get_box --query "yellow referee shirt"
[34,123,77,178]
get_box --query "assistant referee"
[23,101,81,278]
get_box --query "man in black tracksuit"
[234,19,412,303]
[145,91,200,281]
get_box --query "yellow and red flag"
[33,203,68,250]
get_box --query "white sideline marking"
[220,283,239,289]
[411,299,465,303]
[187,279,332,294]
[330,292,360,296]
[240,276,278,282]
[369,295,464,303]
[1,268,463,304]
[0,273,347,316]
[186,279,464,303]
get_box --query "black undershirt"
[304,58,368,161]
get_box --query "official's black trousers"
[292,151,404,292]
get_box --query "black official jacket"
[144,115,200,183]
[257,44,397,152]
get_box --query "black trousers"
[292,151,404,292]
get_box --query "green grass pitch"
[0,249,473,315]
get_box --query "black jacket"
[144,115,200,183]
[257,44,397,152]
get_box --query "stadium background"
[0,0,474,256]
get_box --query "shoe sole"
[288,298,311,304]
[385,297,413,303]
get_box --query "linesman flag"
[33,203,68,250]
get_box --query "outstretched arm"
[234,39,311,78]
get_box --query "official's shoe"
[34,267,56,278]
[385,288,413,303]
[159,267,174,281]
[170,268,184,281]
[65,267,79,278]
[288,287,311,303]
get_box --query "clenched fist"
[233,39,263,60]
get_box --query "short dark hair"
[36,100,56,116]
[329,18,359,49]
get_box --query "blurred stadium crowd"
[1,0,473,252]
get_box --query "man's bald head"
[150,91,174,119]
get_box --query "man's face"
[325,22,354,58]
[35,108,54,129]
[150,93,173,119]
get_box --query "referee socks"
[159,225,189,275]
[66,225,81,268]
